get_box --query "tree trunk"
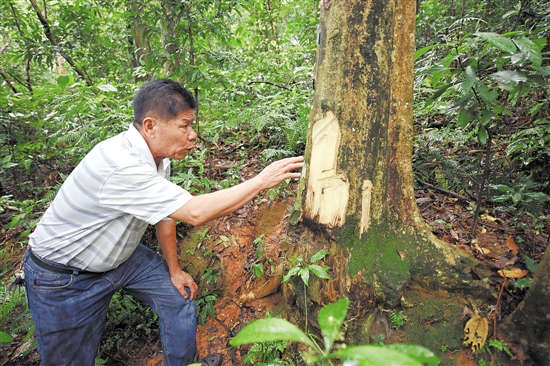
[289,0,489,307]
[161,0,183,76]
[500,248,550,364]
[128,0,150,78]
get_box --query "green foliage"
[283,250,330,287]
[99,290,159,361]
[0,284,34,355]
[243,339,290,365]
[231,298,440,366]
[390,311,407,330]
[196,293,218,325]
[414,0,549,229]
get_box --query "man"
[24,79,304,365]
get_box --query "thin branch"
[0,69,19,93]
[494,278,507,339]
[415,177,472,203]
[9,2,23,36]
[471,132,493,235]
[28,0,92,86]
[6,70,32,92]
[186,7,200,138]
[248,80,291,91]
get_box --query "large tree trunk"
[289,0,489,307]
[500,248,550,364]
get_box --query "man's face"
[150,109,197,161]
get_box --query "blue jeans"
[24,244,197,366]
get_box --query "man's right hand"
[170,156,304,226]
[256,156,304,190]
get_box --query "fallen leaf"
[450,229,459,240]
[464,313,488,352]
[481,213,498,223]
[498,268,528,279]
[505,236,519,255]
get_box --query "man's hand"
[170,269,198,300]
[256,156,304,190]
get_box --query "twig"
[494,278,507,339]
[248,80,291,91]
[415,177,471,203]
[472,132,493,235]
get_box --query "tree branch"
[28,0,92,86]
[415,177,471,203]
[0,69,19,94]
[248,80,291,91]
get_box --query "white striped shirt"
[29,124,192,272]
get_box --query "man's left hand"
[170,269,198,300]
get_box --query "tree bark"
[500,248,550,364]
[161,0,183,76]
[289,0,489,307]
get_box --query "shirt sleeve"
[99,164,192,225]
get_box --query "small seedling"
[390,310,407,329]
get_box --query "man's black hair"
[133,79,196,125]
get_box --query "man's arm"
[156,219,198,299]
[170,156,303,225]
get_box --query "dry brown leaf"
[498,267,528,279]
[505,236,519,255]
[463,313,488,352]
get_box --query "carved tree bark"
[289,0,488,307]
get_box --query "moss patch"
[339,219,414,306]
[400,289,465,366]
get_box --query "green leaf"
[478,127,488,145]
[308,264,330,280]
[230,318,316,349]
[462,66,477,92]
[330,345,424,365]
[512,192,522,205]
[414,44,443,61]
[283,266,301,283]
[310,249,329,263]
[0,331,12,343]
[490,71,527,84]
[477,83,497,105]
[524,256,538,274]
[386,344,441,366]
[97,84,118,92]
[56,75,71,89]
[514,278,532,289]
[515,37,542,67]
[300,268,310,286]
[318,298,349,351]
[253,263,264,278]
[457,108,473,128]
[475,32,517,54]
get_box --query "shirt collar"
[125,123,169,173]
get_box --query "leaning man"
[24,79,303,365]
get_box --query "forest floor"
[1,144,548,366]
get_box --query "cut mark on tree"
[305,111,349,228]
[360,179,373,237]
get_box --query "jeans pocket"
[32,270,74,290]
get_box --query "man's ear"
[142,116,158,136]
